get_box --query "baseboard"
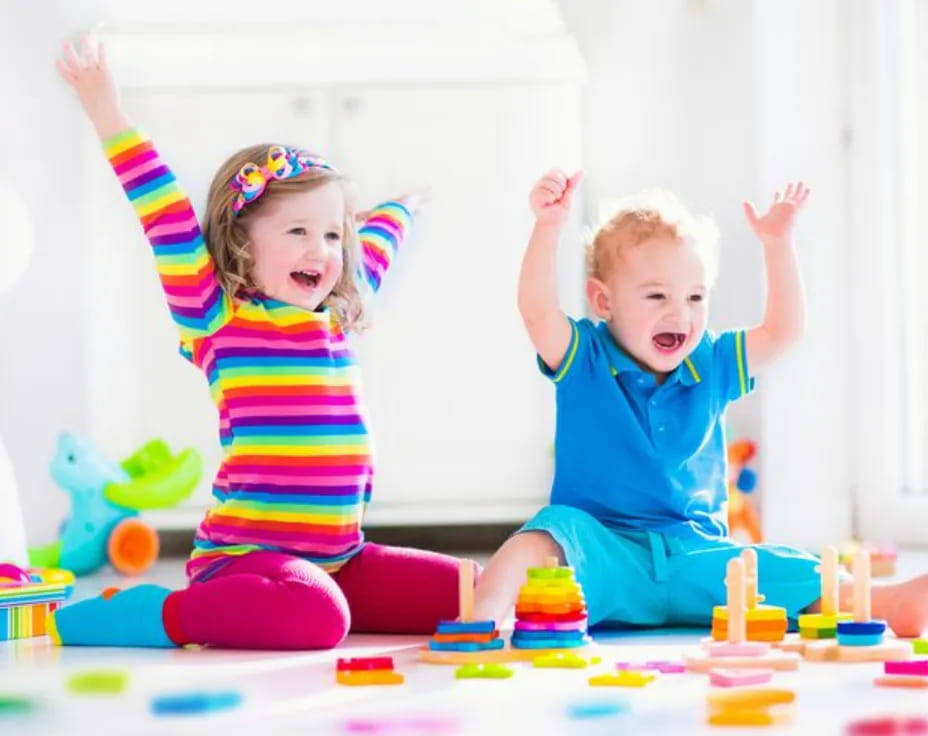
[157,522,520,558]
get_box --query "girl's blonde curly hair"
[202,143,368,331]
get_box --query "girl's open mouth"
[291,270,322,289]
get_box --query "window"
[850,0,928,542]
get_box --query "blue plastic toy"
[28,434,202,576]
[151,690,242,716]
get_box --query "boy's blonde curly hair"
[587,189,720,285]
[202,143,368,331]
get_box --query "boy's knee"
[515,529,566,564]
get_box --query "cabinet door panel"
[331,84,583,508]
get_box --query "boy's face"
[587,236,710,376]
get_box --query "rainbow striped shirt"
[104,129,411,576]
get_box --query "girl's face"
[587,236,710,377]
[246,182,346,311]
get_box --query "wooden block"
[804,640,912,663]
[707,710,787,727]
[776,634,808,654]
[707,687,795,709]
[802,640,840,661]
[419,645,593,665]
[884,659,928,675]
[797,612,852,630]
[454,663,513,680]
[533,652,588,669]
[428,638,504,652]
[837,620,887,636]
[431,630,500,644]
[874,675,928,689]
[713,605,787,622]
[336,657,394,672]
[704,641,770,657]
[837,642,912,662]
[336,670,404,686]
[588,671,656,687]
[617,660,686,673]
[847,716,928,735]
[709,669,774,687]
[837,632,885,647]
[436,620,495,635]
[799,627,837,640]
[684,649,800,672]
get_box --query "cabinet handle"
[291,97,314,116]
[341,96,361,114]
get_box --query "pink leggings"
[162,543,469,650]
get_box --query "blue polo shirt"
[540,317,754,542]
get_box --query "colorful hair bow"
[230,146,335,215]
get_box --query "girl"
[51,37,467,650]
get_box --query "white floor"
[1,551,927,736]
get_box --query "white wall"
[555,0,762,440]
[2,0,855,547]
[556,0,853,546]
[750,1,852,546]
[0,0,104,544]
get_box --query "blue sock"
[49,584,176,648]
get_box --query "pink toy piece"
[653,661,686,673]
[884,660,928,676]
[0,563,31,585]
[514,619,588,632]
[706,641,769,657]
[846,715,928,735]
[709,668,774,687]
[616,660,685,673]
[343,715,458,734]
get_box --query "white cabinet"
[333,85,583,517]
[84,16,585,528]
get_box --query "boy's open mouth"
[652,332,686,353]
[291,270,322,289]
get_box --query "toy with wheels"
[28,434,202,576]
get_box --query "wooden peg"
[820,546,838,618]
[458,559,475,622]
[741,548,761,609]
[726,557,747,645]
[852,549,871,622]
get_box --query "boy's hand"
[743,181,811,245]
[56,35,127,139]
[529,169,582,227]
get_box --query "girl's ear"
[586,277,611,319]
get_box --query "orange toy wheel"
[107,518,159,576]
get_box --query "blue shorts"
[519,504,823,627]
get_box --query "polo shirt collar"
[595,321,707,386]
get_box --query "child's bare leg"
[806,573,928,638]
[472,531,564,624]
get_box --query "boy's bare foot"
[877,574,928,638]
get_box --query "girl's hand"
[529,169,582,227]
[356,190,429,223]
[743,181,811,245]
[56,35,128,139]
